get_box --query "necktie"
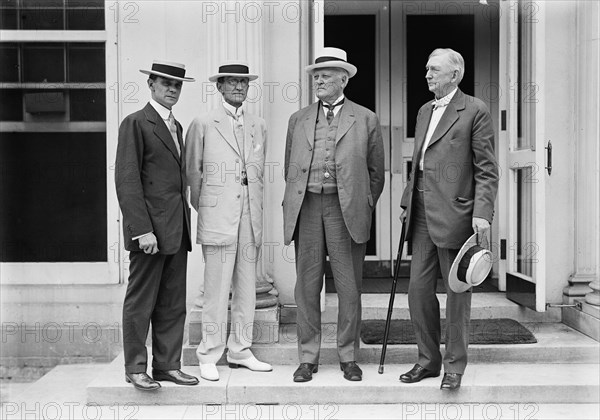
[432,96,451,111]
[323,99,344,124]
[167,112,181,156]
[226,109,248,185]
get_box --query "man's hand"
[138,233,159,255]
[400,209,407,222]
[472,217,490,247]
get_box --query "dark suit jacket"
[400,89,499,249]
[283,99,385,245]
[115,103,191,254]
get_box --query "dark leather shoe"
[125,372,161,391]
[440,372,462,390]
[340,361,362,381]
[293,363,318,382]
[399,364,440,383]
[152,369,199,386]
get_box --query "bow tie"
[322,99,344,111]
[432,96,451,110]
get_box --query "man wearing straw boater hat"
[115,60,198,391]
[283,47,385,382]
[185,60,272,382]
[399,48,498,390]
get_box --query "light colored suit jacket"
[115,103,191,254]
[283,99,385,245]
[185,106,267,246]
[400,89,499,249]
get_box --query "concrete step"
[86,354,599,405]
[182,321,600,366]
[280,293,562,324]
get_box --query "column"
[564,0,600,306]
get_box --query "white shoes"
[199,363,219,381]
[227,354,273,372]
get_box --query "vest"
[307,107,340,194]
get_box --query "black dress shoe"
[125,372,161,391]
[293,363,318,382]
[152,369,199,386]
[440,372,462,390]
[399,364,440,383]
[340,361,362,381]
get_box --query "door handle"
[545,140,552,175]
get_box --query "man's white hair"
[429,48,464,84]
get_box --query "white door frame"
[499,0,547,311]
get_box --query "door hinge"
[500,239,506,260]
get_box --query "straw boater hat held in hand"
[140,60,195,82]
[448,233,494,293]
[209,60,258,82]
[305,47,357,78]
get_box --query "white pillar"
[565,0,600,306]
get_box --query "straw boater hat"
[305,47,357,78]
[448,233,494,293]
[140,60,195,82]
[209,60,258,82]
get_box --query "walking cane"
[378,220,407,374]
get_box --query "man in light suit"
[399,48,499,390]
[115,60,199,391]
[186,61,272,381]
[283,48,385,382]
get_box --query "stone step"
[86,355,599,405]
[182,321,600,366]
[280,293,562,324]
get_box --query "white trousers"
[196,187,257,363]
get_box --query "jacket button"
[302,168,307,173]
[308,147,312,151]
[298,190,302,194]
[237,194,241,199]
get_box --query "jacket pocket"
[454,196,471,204]
[198,195,218,207]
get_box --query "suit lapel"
[335,100,355,144]
[302,102,320,149]
[244,114,255,161]
[144,103,181,164]
[426,89,465,149]
[213,107,241,156]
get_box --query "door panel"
[500,0,547,311]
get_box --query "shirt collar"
[149,99,172,120]
[321,94,345,107]
[222,100,244,119]
[432,88,458,109]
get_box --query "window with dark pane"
[70,89,105,121]
[0,89,23,120]
[0,44,19,82]
[20,0,65,30]
[0,0,18,29]
[22,43,65,82]
[0,132,107,262]
[68,43,105,82]
[66,0,104,30]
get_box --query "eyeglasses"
[226,78,249,87]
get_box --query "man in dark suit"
[283,48,385,383]
[115,60,198,391]
[399,49,499,390]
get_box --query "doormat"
[361,318,537,345]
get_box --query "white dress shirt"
[320,94,345,118]
[419,88,458,171]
